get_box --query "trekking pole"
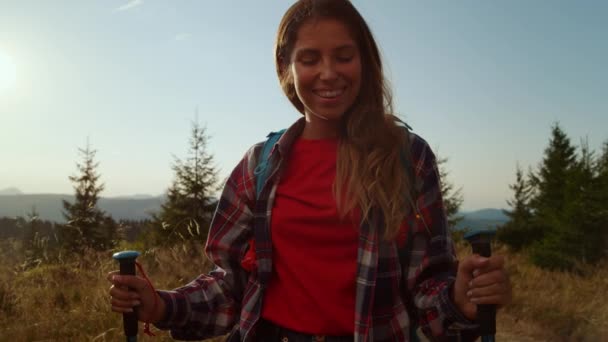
[113,250,141,342]
[464,230,497,342]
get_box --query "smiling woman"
[0,50,17,93]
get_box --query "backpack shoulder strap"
[394,117,416,198]
[254,129,286,198]
[394,119,422,342]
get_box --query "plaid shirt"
[154,118,478,341]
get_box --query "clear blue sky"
[1,0,606,211]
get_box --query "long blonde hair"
[275,0,414,239]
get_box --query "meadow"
[0,239,606,341]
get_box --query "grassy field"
[0,239,606,341]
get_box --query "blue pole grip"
[113,251,141,340]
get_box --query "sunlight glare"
[0,51,18,93]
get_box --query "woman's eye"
[337,55,354,63]
[300,59,317,65]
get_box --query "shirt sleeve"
[153,144,259,340]
[406,136,479,341]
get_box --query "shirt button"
[281,337,288,342]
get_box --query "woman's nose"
[319,60,338,81]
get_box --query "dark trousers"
[254,319,354,342]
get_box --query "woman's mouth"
[313,87,346,99]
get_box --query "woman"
[108,1,511,341]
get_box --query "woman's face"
[289,18,362,124]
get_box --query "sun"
[0,50,17,93]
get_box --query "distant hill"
[0,194,164,222]
[0,193,509,229]
[455,208,509,231]
[0,187,23,195]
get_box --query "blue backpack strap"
[254,129,286,198]
[394,119,422,342]
[399,130,416,198]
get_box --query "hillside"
[456,208,508,231]
[0,193,509,229]
[0,194,163,222]
[0,187,23,195]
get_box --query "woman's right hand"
[107,270,166,323]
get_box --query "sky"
[0,0,606,211]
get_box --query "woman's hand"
[107,271,166,324]
[452,254,512,321]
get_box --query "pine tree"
[59,143,117,253]
[498,164,535,250]
[597,140,608,209]
[437,156,464,229]
[598,140,608,178]
[598,140,608,258]
[527,125,604,270]
[564,140,606,264]
[528,123,577,217]
[151,121,219,246]
[21,206,39,254]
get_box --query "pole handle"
[470,241,496,336]
[119,260,139,338]
[113,251,141,340]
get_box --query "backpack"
[253,124,421,342]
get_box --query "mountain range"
[0,193,164,222]
[0,187,23,195]
[456,208,508,231]
[0,191,509,229]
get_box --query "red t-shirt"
[261,138,359,335]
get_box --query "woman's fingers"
[112,274,149,292]
[472,255,504,276]
[108,271,145,308]
[469,294,509,305]
[111,297,141,309]
[467,282,507,298]
[470,269,508,288]
[110,284,141,301]
[106,270,119,282]
[468,268,512,306]
[466,254,512,305]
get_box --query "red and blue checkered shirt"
[154,118,478,341]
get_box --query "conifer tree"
[498,164,535,250]
[151,121,219,246]
[598,140,608,178]
[21,206,39,254]
[528,123,577,217]
[525,124,608,270]
[527,124,578,269]
[597,140,608,209]
[59,143,117,253]
[597,140,608,258]
[564,140,606,264]
[437,156,464,229]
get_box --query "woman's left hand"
[452,254,512,321]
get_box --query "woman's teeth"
[314,88,345,98]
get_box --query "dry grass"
[456,242,608,342]
[0,240,226,342]
[1,239,606,341]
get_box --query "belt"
[255,319,354,342]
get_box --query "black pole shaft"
[118,259,138,339]
[470,241,496,337]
